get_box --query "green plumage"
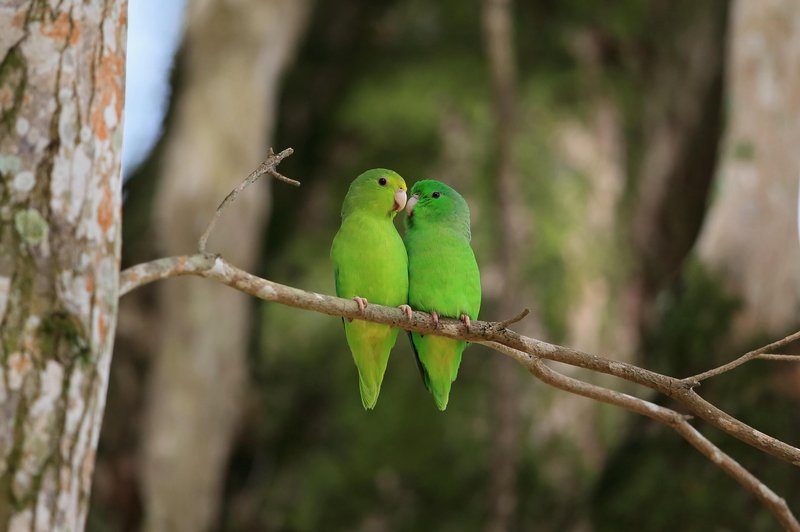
[404,180,481,410]
[331,169,409,409]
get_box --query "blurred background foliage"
[92,0,800,530]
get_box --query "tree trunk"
[632,0,727,305]
[141,1,309,531]
[558,0,726,368]
[698,0,800,338]
[482,1,530,529]
[0,1,126,530]
[524,4,727,523]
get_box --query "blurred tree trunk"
[557,0,727,360]
[483,1,532,530]
[698,0,800,339]
[560,32,634,365]
[0,2,126,530]
[552,80,630,467]
[561,0,725,414]
[632,0,728,311]
[531,2,727,524]
[558,3,726,366]
[142,1,309,531]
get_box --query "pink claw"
[353,296,368,315]
[431,311,440,329]
[460,314,471,329]
[399,304,413,320]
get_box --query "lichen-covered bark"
[0,1,126,530]
[698,0,800,338]
[141,1,309,531]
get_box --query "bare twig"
[118,254,800,468]
[492,308,530,330]
[197,147,298,253]
[687,329,800,383]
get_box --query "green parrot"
[404,180,481,410]
[331,169,410,409]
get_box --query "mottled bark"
[698,0,800,338]
[141,1,309,531]
[0,1,126,530]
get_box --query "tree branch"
[491,308,530,330]
[118,254,800,528]
[482,342,799,532]
[758,354,800,362]
[687,329,800,382]
[119,254,800,468]
[197,147,298,253]
[118,152,800,529]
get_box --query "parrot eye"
[431,191,441,199]
[378,177,388,186]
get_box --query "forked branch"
[198,147,298,253]
[687,329,800,382]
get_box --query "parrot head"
[341,168,408,219]
[405,180,471,239]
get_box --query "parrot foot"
[352,296,368,316]
[399,304,413,320]
[460,314,471,330]
[430,311,440,329]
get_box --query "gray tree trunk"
[141,1,309,531]
[0,1,126,530]
[698,0,800,338]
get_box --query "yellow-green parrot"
[331,169,409,409]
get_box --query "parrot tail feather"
[409,333,464,411]
[358,376,380,410]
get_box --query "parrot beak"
[393,188,407,213]
[405,193,419,217]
